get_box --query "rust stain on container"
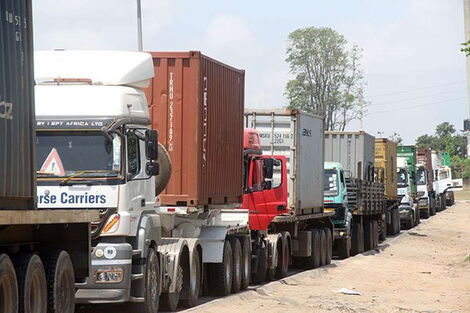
[145,51,245,206]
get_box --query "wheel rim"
[243,248,250,282]
[148,252,159,308]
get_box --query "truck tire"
[319,229,327,266]
[430,198,436,216]
[305,230,321,269]
[42,250,75,313]
[0,254,18,313]
[13,254,47,313]
[208,240,232,296]
[363,220,374,251]
[394,209,401,234]
[378,215,386,241]
[323,228,333,265]
[351,221,364,256]
[372,220,379,249]
[446,191,454,206]
[133,247,160,313]
[161,264,182,311]
[239,237,251,290]
[180,248,200,308]
[276,235,289,279]
[421,206,430,219]
[229,238,242,293]
[252,242,267,284]
[155,143,172,196]
[337,238,350,259]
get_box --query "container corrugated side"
[145,51,245,206]
[0,0,36,210]
[374,139,397,200]
[324,131,375,181]
[244,109,324,215]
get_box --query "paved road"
[77,200,470,313]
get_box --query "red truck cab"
[242,129,288,230]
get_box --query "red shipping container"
[145,51,245,206]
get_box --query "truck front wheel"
[351,221,364,256]
[0,254,18,313]
[135,247,160,313]
[337,237,350,259]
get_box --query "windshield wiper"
[37,171,61,178]
[60,170,118,185]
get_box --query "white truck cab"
[397,157,418,228]
[34,50,249,312]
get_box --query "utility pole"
[464,0,470,156]
[137,0,143,51]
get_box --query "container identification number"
[0,99,13,120]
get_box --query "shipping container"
[374,138,397,200]
[0,0,36,210]
[324,131,376,181]
[244,109,324,215]
[145,51,245,206]
[417,148,434,192]
[397,145,417,195]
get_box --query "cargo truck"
[431,151,454,209]
[416,148,437,218]
[243,110,334,281]
[33,50,251,312]
[374,138,401,236]
[396,146,420,229]
[1,2,97,313]
[323,131,385,259]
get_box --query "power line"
[367,80,466,98]
[369,88,467,106]
[367,96,467,115]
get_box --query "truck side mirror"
[146,161,159,176]
[263,158,274,179]
[145,130,158,161]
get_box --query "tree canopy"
[285,27,367,131]
[415,122,467,158]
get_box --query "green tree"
[285,27,367,130]
[415,122,467,158]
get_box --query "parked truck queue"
[0,2,458,313]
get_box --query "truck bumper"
[398,206,412,220]
[75,243,133,304]
[418,198,429,211]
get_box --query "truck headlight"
[95,267,124,283]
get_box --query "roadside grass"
[454,189,470,201]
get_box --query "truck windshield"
[397,168,408,188]
[36,131,121,178]
[324,169,339,196]
[416,168,426,185]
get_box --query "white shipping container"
[324,131,376,181]
[244,109,324,215]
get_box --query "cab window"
[127,132,140,177]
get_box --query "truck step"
[129,297,145,303]
[132,249,142,257]
[131,273,144,281]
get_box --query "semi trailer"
[374,138,401,236]
[323,131,385,259]
[396,146,420,229]
[33,50,253,313]
[1,2,97,313]
[416,148,437,218]
[243,110,334,281]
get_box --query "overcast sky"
[32,0,469,144]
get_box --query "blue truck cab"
[324,162,351,239]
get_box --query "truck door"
[247,156,287,230]
[124,131,155,233]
